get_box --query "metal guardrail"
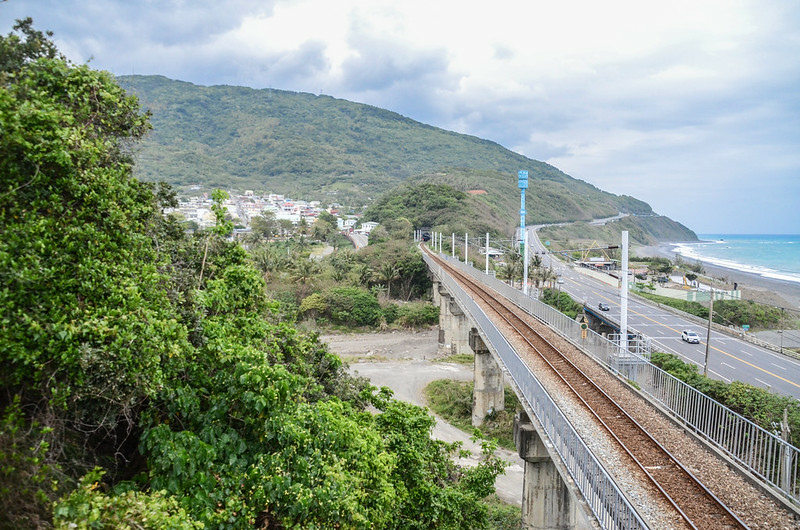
[425,253,648,530]
[442,254,800,507]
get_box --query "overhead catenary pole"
[465,232,468,263]
[620,231,629,354]
[452,233,455,258]
[485,232,490,275]
[518,170,528,254]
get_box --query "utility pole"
[703,288,714,377]
[452,233,455,258]
[465,232,468,263]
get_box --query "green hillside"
[118,75,696,242]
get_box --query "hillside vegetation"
[118,75,693,241]
[537,214,697,248]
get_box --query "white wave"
[671,243,800,285]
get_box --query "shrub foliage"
[0,20,504,529]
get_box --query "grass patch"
[423,379,520,451]
[437,353,475,366]
[484,494,522,529]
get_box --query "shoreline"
[635,242,800,311]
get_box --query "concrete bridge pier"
[437,288,471,355]
[437,285,451,347]
[515,412,577,529]
[470,329,505,426]
[449,299,470,354]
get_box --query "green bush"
[324,286,383,326]
[636,293,709,319]
[396,302,439,328]
[638,294,790,331]
[540,288,582,319]
[382,302,399,324]
[54,469,202,530]
[714,300,784,329]
[484,494,523,530]
[0,399,60,529]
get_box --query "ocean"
[671,234,800,286]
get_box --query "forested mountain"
[118,75,694,243]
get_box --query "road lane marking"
[592,290,800,391]
[770,363,787,371]
[721,362,736,370]
[710,370,731,383]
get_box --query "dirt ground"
[321,328,525,507]
[321,328,442,361]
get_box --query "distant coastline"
[635,241,800,311]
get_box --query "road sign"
[518,170,528,189]
[545,241,550,246]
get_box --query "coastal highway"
[526,227,800,400]
[553,258,800,400]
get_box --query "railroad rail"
[425,246,748,529]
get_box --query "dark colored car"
[598,302,610,311]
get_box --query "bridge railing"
[425,253,648,530]
[437,253,800,507]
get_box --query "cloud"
[3,0,799,233]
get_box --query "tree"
[0,20,184,523]
[0,21,507,528]
[250,244,289,281]
[354,263,374,287]
[0,18,62,76]
[250,210,276,241]
[378,262,400,299]
[291,257,321,294]
[313,210,338,242]
[278,218,295,238]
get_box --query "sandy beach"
[635,242,800,312]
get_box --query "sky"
[3,0,800,234]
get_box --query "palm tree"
[354,263,373,287]
[291,257,321,286]
[251,245,288,282]
[496,262,517,287]
[538,267,558,289]
[377,262,400,299]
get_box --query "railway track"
[425,247,748,529]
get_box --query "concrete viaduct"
[424,248,800,529]
[430,255,602,529]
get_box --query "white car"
[681,330,700,344]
